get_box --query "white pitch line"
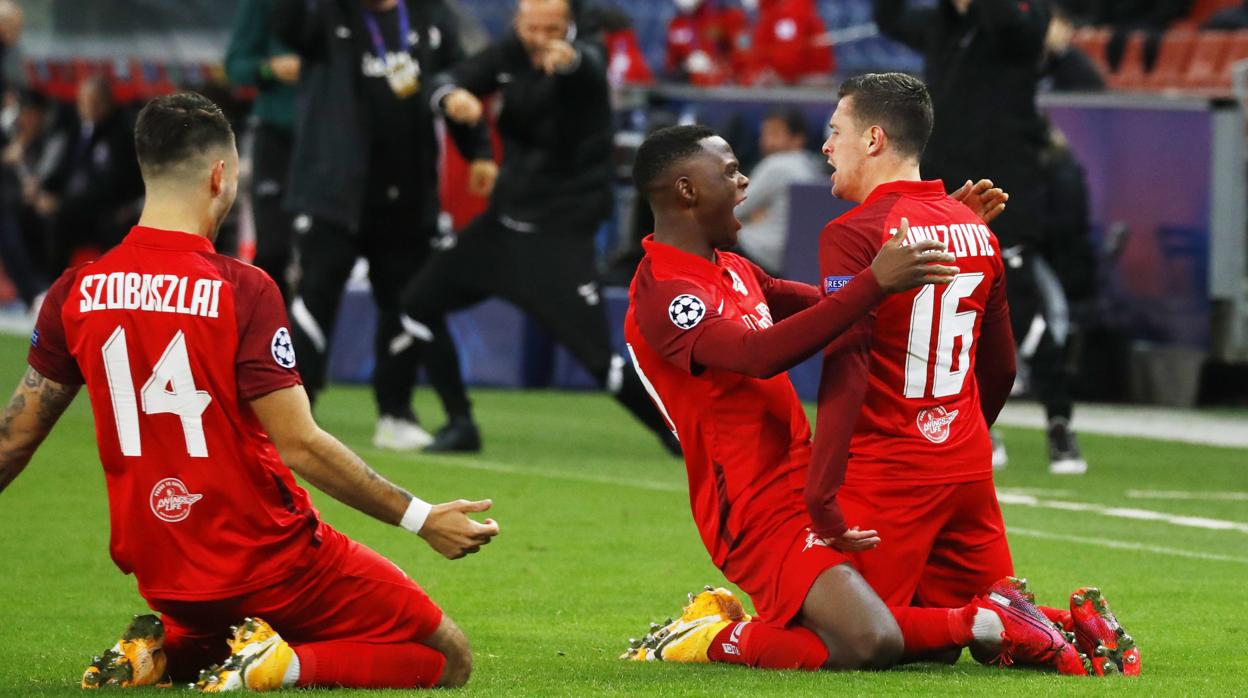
[1125,489,1248,502]
[997,493,1248,533]
[1008,527,1248,565]
[379,449,688,494]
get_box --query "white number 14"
[102,326,212,457]
[903,273,984,399]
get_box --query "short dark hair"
[134,92,234,177]
[837,73,933,160]
[764,106,808,142]
[632,124,718,197]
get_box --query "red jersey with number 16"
[27,226,320,601]
[813,180,1010,492]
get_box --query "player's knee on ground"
[845,620,904,669]
[425,615,472,688]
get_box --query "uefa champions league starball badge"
[669,294,707,330]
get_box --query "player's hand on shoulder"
[825,526,881,553]
[443,88,484,126]
[419,498,500,560]
[951,178,1008,224]
[870,217,959,294]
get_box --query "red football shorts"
[836,478,1013,609]
[722,519,851,627]
[145,525,443,679]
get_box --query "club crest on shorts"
[271,327,296,368]
[668,294,707,330]
[916,405,959,444]
[150,478,203,523]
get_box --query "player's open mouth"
[734,196,747,208]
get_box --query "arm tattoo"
[0,367,80,494]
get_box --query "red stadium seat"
[1072,26,1111,78]
[1182,31,1232,88]
[1144,28,1197,90]
[1108,31,1148,89]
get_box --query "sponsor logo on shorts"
[29,328,39,348]
[150,478,203,523]
[668,294,707,330]
[802,530,831,552]
[824,275,853,294]
[271,327,297,368]
[720,643,740,656]
[916,405,959,444]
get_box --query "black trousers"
[400,211,670,438]
[290,203,469,419]
[250,122,297,302]
[1005,251,1073,422]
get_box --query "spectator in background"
[875,0,1091,474]
[749,0,834,85]
[595,4,655,86]
[1203,0,1248,29]
[1,89,63,309]
[665,0,751,85]
[1041,3,1106,91]
[38,76,143,274]
[272,0,492,452]
[225,0,300,300]
[0,0,22,108]
[735,106,824,274]
[403,0,679,454]
[1088,0,1191,72]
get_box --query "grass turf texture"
[0,332,1244,696]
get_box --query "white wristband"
[400,496,433,534]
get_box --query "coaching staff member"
[273,0,494,451]
[400,0,677,453]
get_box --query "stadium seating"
[1107,32,1148,90]
[1182,31,1233,89]
[1143,29,1197,90]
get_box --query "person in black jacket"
[272,0,494,452]
[875,0,1092,474]
[400,0,678,454]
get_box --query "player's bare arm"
[0,366,80,493]
[869,217,959,293]
[249,385,500,559]
[950,178,1008,224]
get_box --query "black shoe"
[1047,417,1087,475]
[425,416,482,453]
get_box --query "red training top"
[807,180,1016,539]
[28,226,322,601]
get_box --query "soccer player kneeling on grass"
[620,123,1135,676]
[0,92,499,691]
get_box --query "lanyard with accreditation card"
[362,0,421,98]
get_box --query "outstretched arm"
[250,385,499,559]
[0,366,80,494]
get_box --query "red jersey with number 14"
[818,180,1009,487]
[28,226,320,601]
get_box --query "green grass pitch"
[0,331,1245,696]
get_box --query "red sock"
[294,641,445,689]
[707,621,829,670]
[890,605,974,658]
[1039,605,1074,632]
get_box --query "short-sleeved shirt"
[624,236,810,569]
[29,226,319,600]
[816,180,1008,487]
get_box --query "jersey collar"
[641,235,726,284]
[862,179,946,208]
[124,226,217,253]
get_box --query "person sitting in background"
[37,76,143,274]
[749,0,834,85]
[735,106,825,275]
[1203,0,1248,29]
[665,0,751,85]
[1,89,63,308]
[596,4,655,86]
[1041,3,1106,91]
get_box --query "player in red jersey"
[0,92,500,691]
[619,125,1092,675]
[808,73,1137,675]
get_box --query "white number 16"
[903,273,984,399]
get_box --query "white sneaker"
[991,430,1008,470]
[372,416,434,451]
[1047,418,1088,475]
